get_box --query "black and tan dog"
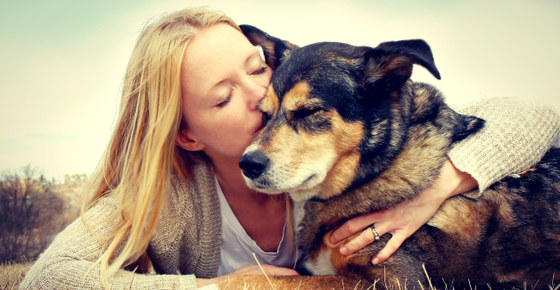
[218,26,560,290]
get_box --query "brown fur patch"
[429,190,519,244]
[428,197,486,245]
[368,56,413,83]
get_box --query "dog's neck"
[298,82,467,251]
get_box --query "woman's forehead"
[180,24,257,102]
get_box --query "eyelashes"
[252,66,268,75]
[216,66,268,108]
[216,93,232,108]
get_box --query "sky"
[1,0,559,180]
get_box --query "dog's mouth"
[247,173,319,195]
[300,174,316,187]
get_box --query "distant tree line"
[0,165,83,263]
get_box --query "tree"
[0,165,65,263]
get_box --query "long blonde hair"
[80,7,239,288]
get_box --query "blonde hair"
[80,7,239,288]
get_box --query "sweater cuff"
[448,97,560,198]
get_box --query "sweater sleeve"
[19,193,199,290]
[448,97,560,198]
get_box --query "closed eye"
[251,66,268,76]
[262,111,270,126]
[295,107,322,119]
[252,66,268,75]
[216,92,232,108]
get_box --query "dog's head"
[239,25,472,202]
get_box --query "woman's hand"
[329,158,478,264]
[196,265,299,287]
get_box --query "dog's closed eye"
[262,112,270,126]
[295,107,323,119]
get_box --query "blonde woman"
[21,7,560,289]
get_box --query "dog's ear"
[364,39,441,96]
[451,114,485,143]
[240,24,298,70]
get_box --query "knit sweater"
[20,98,560,289]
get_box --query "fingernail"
[339,246,348,255]
[329,235,336,244]
[372,257,379,265]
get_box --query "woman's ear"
[176,129,205,152]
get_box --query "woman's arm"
[330,97,560,264]
[330,159,476,264]
[20,195,199,290]
[449,97,560,196]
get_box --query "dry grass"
[4,261,560,290]
[0,261,33,290]
[225,263,560,290]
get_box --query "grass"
[0,261,33,290]
[224,263,560,290]
[4,260,559,290]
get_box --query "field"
[0,262,32,290]
[0,166,84,288]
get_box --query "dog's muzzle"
[239,150,269,179]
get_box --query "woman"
[20,7,560,289]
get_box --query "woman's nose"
[244,79,268,110]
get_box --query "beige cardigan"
[20,98,560,289]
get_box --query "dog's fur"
[220,25,560,290]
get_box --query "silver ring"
[371,226,380,241]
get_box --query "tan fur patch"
[259,85,279,114]
[317,113,363,199]
[321,229,361,273]
[283,82,312,112]
[265,113,362,200]
[215,275,369,290]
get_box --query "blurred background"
[1,0,559,181]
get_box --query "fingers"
[330,211,380,244]
[336,224,408,266]
[372,233,406,265]
[339,225,384,255]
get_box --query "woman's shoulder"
[166,158,220,220]
[170,158,215,196]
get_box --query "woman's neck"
[211,154,287,252]
[209,154,281,201]
[212,156,255,199]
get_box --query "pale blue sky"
[1,0,559,180]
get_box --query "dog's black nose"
[239,151,269,179]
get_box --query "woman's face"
[177,23,272,163]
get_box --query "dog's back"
[406,148,560,288]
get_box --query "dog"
[214,25,560,290]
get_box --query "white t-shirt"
[215,177,305,276]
